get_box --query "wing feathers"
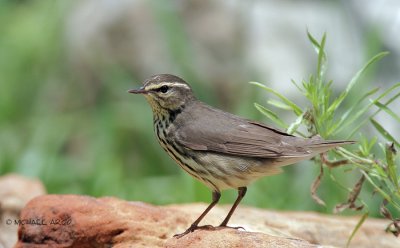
[172,102,352,158]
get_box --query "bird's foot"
[218,224,246,231]
[174,224,215,239]
[174,224,246,238]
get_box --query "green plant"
[251,32,400,243]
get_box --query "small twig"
[320,152,351,168]
[334,174,365,213]
[311,163,326,206]
[310,152,352,207]
[380,200,400,237]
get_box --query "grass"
[251,32,400,239]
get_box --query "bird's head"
[128,74,195,114]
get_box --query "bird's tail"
[307,136,355,154]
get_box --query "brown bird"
[128,74,354,238]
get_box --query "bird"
[128,74,354,238]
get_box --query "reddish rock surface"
[0,174,46,248]
[14,194,400,248]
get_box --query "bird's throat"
[153,105,185,130]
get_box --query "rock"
[0,174,46,248]
[165,229,319,248]
[14,195,399,248]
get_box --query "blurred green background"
[1,0,399,217]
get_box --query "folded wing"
[171,103,318,158]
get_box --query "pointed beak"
[127,86,148,94]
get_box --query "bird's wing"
[171,103,314,158]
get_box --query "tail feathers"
[307,139,355,154]
[267,138,355,168]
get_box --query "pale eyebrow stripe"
[171,82,190,89]
[146,82,190,90]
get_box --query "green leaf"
[346,212,369,248]
[362,171,392,202]
[370,118,400,148]
[287,112,305,135]
[254,103,288,129]
[342,103,378,138]
[307,31,322,54]
[386,144,399,189]
[267,99,292,110]
[345,52,388,96]
[328,52,389,115]
[316,33,327,81]
[328,87,379,135]
[358,134,377,156]
[250,81,303,116]
[382,91,400,106]
[307,31,327,80]
[373,101,400,123]
[371,161,388,178]
[290,79,304,93]
[343,83,400,138]
[336,148,373,170]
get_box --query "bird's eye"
[159,85,169,93]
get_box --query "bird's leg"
[174,190,221,238]
[219,187,247,229]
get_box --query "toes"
[174,225,217,238]
[196,225,216,230]
[174,224,244,238]
[218,225,246,231]
[173,230,190,239]
[233,226,246,231]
